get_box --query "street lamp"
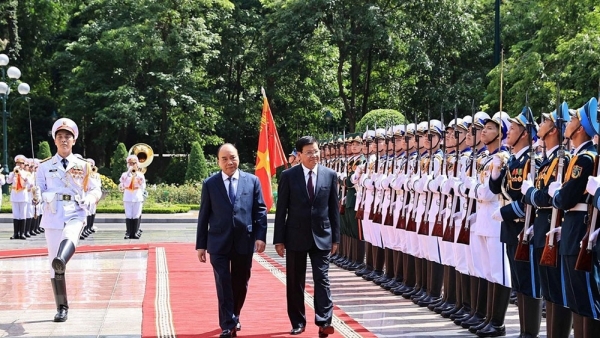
[0,53,30,194]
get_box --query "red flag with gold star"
[255,89,287,210]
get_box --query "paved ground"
[0,212,557,337]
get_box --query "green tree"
[185,141,208,183]
[37,141,52,159]
[356,109,405,133]
[110,143,128,183]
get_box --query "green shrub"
[37,141,52,159]
[186,141,208,183]
[162,157,187,185]
[110,143,128,183]
[147,183,201,204]
[355,109,406,132]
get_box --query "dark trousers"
[209,249,253,330]
[562,254,600,319]
[506,243,540,298]
[286,244,333,328]
[534,247,566,306]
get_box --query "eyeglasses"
[302,150,320,157]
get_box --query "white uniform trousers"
[45,220,84,278]
[12,201,28,220]
[124,201,142,219]
[472,235,511,287]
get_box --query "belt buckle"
[62,194,71,201]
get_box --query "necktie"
[61,158,68,169]
[228,177,236,205]
[307,170,315,203]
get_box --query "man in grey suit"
[196,143,268,338]
[274,136,341,338]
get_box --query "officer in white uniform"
[36,118,101,322]
[119,155,146,239]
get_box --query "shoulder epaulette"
[581,151,596,159]
[40,157,52,163]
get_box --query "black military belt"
[57,194,72,201]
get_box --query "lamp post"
[0,53,30,194]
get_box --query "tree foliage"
[2,0,600,182]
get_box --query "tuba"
[128,143,154,174]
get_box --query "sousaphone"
[128,143,154,174]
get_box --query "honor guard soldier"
[31,159,44,235]
[489,108,541,338]
[7,154,31,240]
[353,129,377,278]
[521,102,573,338]
[120,155,146,239]
[82,158,101,237]
[36,117,102,322]
[463,112,510,338]
[550,99,600,337]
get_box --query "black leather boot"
[23,218,31,237]
[51,276,69,322]
[469,279,493,333]
[130,218,140,239]
[461,278,487,328]
[547,302,572,338]
[10,219,19,239]
[52,239,76,274]
[476,283,510,337]
[38,215,45,232]
[136,217,142,238]
[124,219,131,239]
[18,219,26,240]
[521,295,542,338]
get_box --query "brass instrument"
[92,165,98,173]
[128,143,154,174]
[14,167,19,174]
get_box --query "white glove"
[521,179,534,195]
[429,174,446,192]
[547,227,562,242]
[525,225,534,240]
[463,177,477,190]
[394,174,407,190]
[78,194,97,210]
[491,155,503,179]
[403,203,414,211]
[590,228,600,246]
[548,181,561,198]
[414,175,430,193]
[364,178,375,190]
[441,177,454,195]
[467,212,477,224]
[452,211,464,221]
[586,176,600,196]
[356,164,364,175]
[491,209,503,222]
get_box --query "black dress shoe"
[219,329,236,338]
[476,322,505,337]
[54,305,68,322]
[290,324,305,335]
[236,321,241,331]
[318,324,335,337]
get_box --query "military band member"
[522,105,573,338]
[25,158,38,238]
[36,118,102,322]
[120,155,146,239]
[7,154,31,240]
[549,102,600,337]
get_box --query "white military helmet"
[392,125,405,137]
[363,130,375,141]
[374,128,387,139]
[429,119,445,136]
[417,121,429,133]
[405,123,417,135]
[486,111,511,140]
[473,111,491,128]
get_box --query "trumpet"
[92,165,98,173]
[13,167,19,174]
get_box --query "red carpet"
[143,243,375,338]
[0,243,149,258]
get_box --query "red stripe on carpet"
[142,246,159,338]
[0,243,150,259]
[144,244,373,338]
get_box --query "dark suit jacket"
[273,164,340,251]
[196,170,268,255]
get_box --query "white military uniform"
[37,153,101,277]
[120,170,146,218]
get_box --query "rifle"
[384,125,396,226]
[515,99,536,262]
[443,105,460,242]
[432,106,446,237]
[576,96,600,272]
[355,125,370,220]
[397,118,410,229]
[418,110,433,236]
[369,124,380,221]
[540,98,566,267]
[406,111,420,232]
[457,100,477,245]
[339,131,347,215]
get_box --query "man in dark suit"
[196,143,268,338]
[274,136,341,338]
